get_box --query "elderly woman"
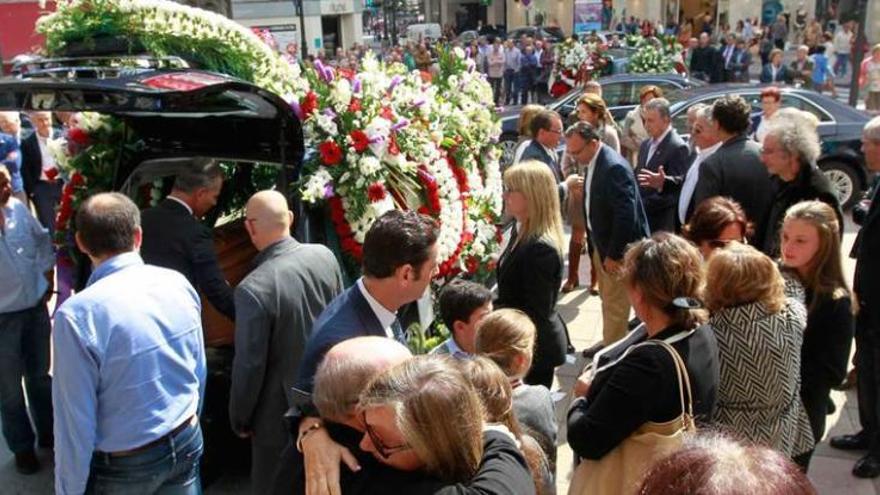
[568,233,719,493]
[758,108,844,256]
[497,161,567,387]
[751,86,782,144]
[683,196,754,259]
[760,48,790,83]
[705,242,814,468]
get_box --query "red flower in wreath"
[301,91,319,118]
[319,140,343,166]
[348,98,362,113]
[380,106,395,121]
[68,127,90,147]
[350,130,369,153]
[70,172,86,187]
[388,134,400,155]
[367,182,386,202]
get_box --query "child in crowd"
[431,278,493,358]
[475,308,558,471]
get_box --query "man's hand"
[573,371,593,397]
[565,174,584,194]
[603,257,622,275]
[637,166,666,191]
[303,425,361,495]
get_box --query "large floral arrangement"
[626,35,685,75]
[35,0,504,282]
[549,38,611,98]
[297,47,503,279]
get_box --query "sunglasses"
[362,411,411,459]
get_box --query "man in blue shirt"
[0,124,24,203]
[0,166,54,474]
[52,192,207,495]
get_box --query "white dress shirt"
[36,131,57,181]
[583,144,603,232]
[644,127,671,165]
[167,195,194,216]
[357,277,397,339]
[678,141,722,224]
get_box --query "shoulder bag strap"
[647,340,695,424]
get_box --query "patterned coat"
[710,298,814,458]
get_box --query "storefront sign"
[574,0,602,34]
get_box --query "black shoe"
[38,434,53,449]
[581,342,605,359]
[854,454,880,478]
[14,450,40,475]
[831,432,870,451]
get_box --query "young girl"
[475,308,557,466]
[781,200,854,450]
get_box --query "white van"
[405,23,442,42]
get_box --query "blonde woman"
[475,309,557,466]
[497,161,567,388]
[562,93,621,293]
[706,242,814,468]
[358,356,536,493]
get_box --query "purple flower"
[352,78,362,93]
[323,184,335,199]
[411,98,425,108]
[290,100,304,120]
[389,75,403,92]
[323,108,337,119]
[391,119,410,131]
[323,66,336,82]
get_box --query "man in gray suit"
[229,190,343,494]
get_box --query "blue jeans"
[0,304,53,453]
[504,69,519,105]
[834,53,850,77]
[86,421,203,494]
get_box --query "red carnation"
[70,172,85,187]
[45,168,59,181]
[301,91,318,118]
[388,134,400,155]
[465,256,479,274]
[367,182,386,202]
[380,106,394,121]
[348,98,362,113]
[350,130,369,153]
[319,140,343,166]
[328,197,346,224]
[68,127,90,147]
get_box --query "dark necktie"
[391,318,407,345]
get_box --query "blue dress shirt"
[0,197,53,313]
[0,132,23,193]
[52,252,206,495]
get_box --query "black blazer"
[20,131,42,198]
[583,144,650,261]
[636,129,691,233]
[760,162,844,256]
[691,134,775,248]
[519,140,562,182]
[567,324,720,460]
[496,237,568,374]
[854,187,880,328]
[295,283,391,393]
[140,198,236,318]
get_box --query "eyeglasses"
[546,128,563,135]
[362,411,411,459]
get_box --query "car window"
[602,82,633,107]
[655,81,683,98]
[780,95,832,121]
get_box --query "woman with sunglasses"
[358,355,536,494]
[682,196,753,259]
[496,161,567,388]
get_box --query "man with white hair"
[21,111,62,234]
[0,111,25,203]
[831,116,880,478]
[230,190,343,494]
[758,108,843,256]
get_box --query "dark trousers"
[31,180,62,236]
[504,69,519,105]
[0,304,53,453]
[488,77,503,106]
[856,311,880,455]
[252,440,286,494]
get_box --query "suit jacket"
[729,48,752,82]
[229,238,343,445]
[140,198,236,318]
[567,323,719,460]
[519,140,563,182]
[760,63,791,83]
[855,186,880,328]
[635,129,691,233]
[789,58,815,89]
[760,162,843,257]
[583,144,650,261]
[496,237,568,374]
[295,282,391,393]
[691,135,775,249]
[20,131,42,198]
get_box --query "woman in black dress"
[780,200,854,463]
[496,160,567,388]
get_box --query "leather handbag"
[568,340,696,495]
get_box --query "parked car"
[664,84,872,208]
[497,73,703,166]
[506,26,566,43]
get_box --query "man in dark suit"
[830,117,880,478]
[729,38,752,82]
[229,191,344,494]
[634,98,691,233]
[719,34,739,82]
[20,112,62,234]
[691,95,775,248]
[566,122,649,346]
[518,109,564,182]
[291,210,439,495]
[140,158,235,319]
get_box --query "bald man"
[229,190,343,494]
